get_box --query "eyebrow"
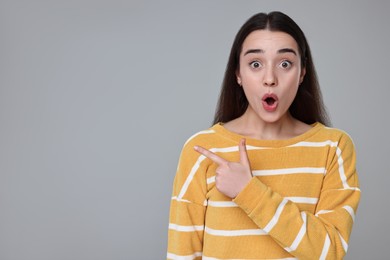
[278,48,297,55]
[243,48,297,56]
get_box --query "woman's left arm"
[233,133,360,259]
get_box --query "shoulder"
[317,124,356,149]
[180,124,223,151]
[175,125,222,172]
[183,128,216,147]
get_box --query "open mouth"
[265,97,276,106]
[262,93,278,111]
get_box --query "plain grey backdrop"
[0,0,388,259]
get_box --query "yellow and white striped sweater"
[167,122,360,260]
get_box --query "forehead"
[241,30,299,54]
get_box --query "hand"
[194,139,253,198]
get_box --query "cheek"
[241,84,259,101]
[282,74,301,98]
[239,69,253,85]
[285,86,300,105]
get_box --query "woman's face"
[237,30,305,124]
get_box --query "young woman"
[167,11,360,260]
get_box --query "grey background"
[0,0,388,259]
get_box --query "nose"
[263,67,277,87]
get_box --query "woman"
[167,11,360,260]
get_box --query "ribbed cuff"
[233,177,268,215]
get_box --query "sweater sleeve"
[233,133,361,260]
[167,139,208,260]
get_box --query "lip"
[261,93,279,112]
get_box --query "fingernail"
[194,146,199,151]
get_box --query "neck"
[231,108,300,140]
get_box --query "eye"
[279,60,292,69]
[250,61,262,69]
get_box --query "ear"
[299,67,306,84]
[236,70,242,86]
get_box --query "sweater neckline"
[212,122,323,148]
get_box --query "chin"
[258,112,286,124]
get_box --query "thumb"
[239,138,251,168]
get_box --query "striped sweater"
[167,122,360,260]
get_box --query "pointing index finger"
[194,145,227,165]
[239,138,251,167]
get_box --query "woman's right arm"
[167,139,208,260]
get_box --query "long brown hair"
[213,11,331,126]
